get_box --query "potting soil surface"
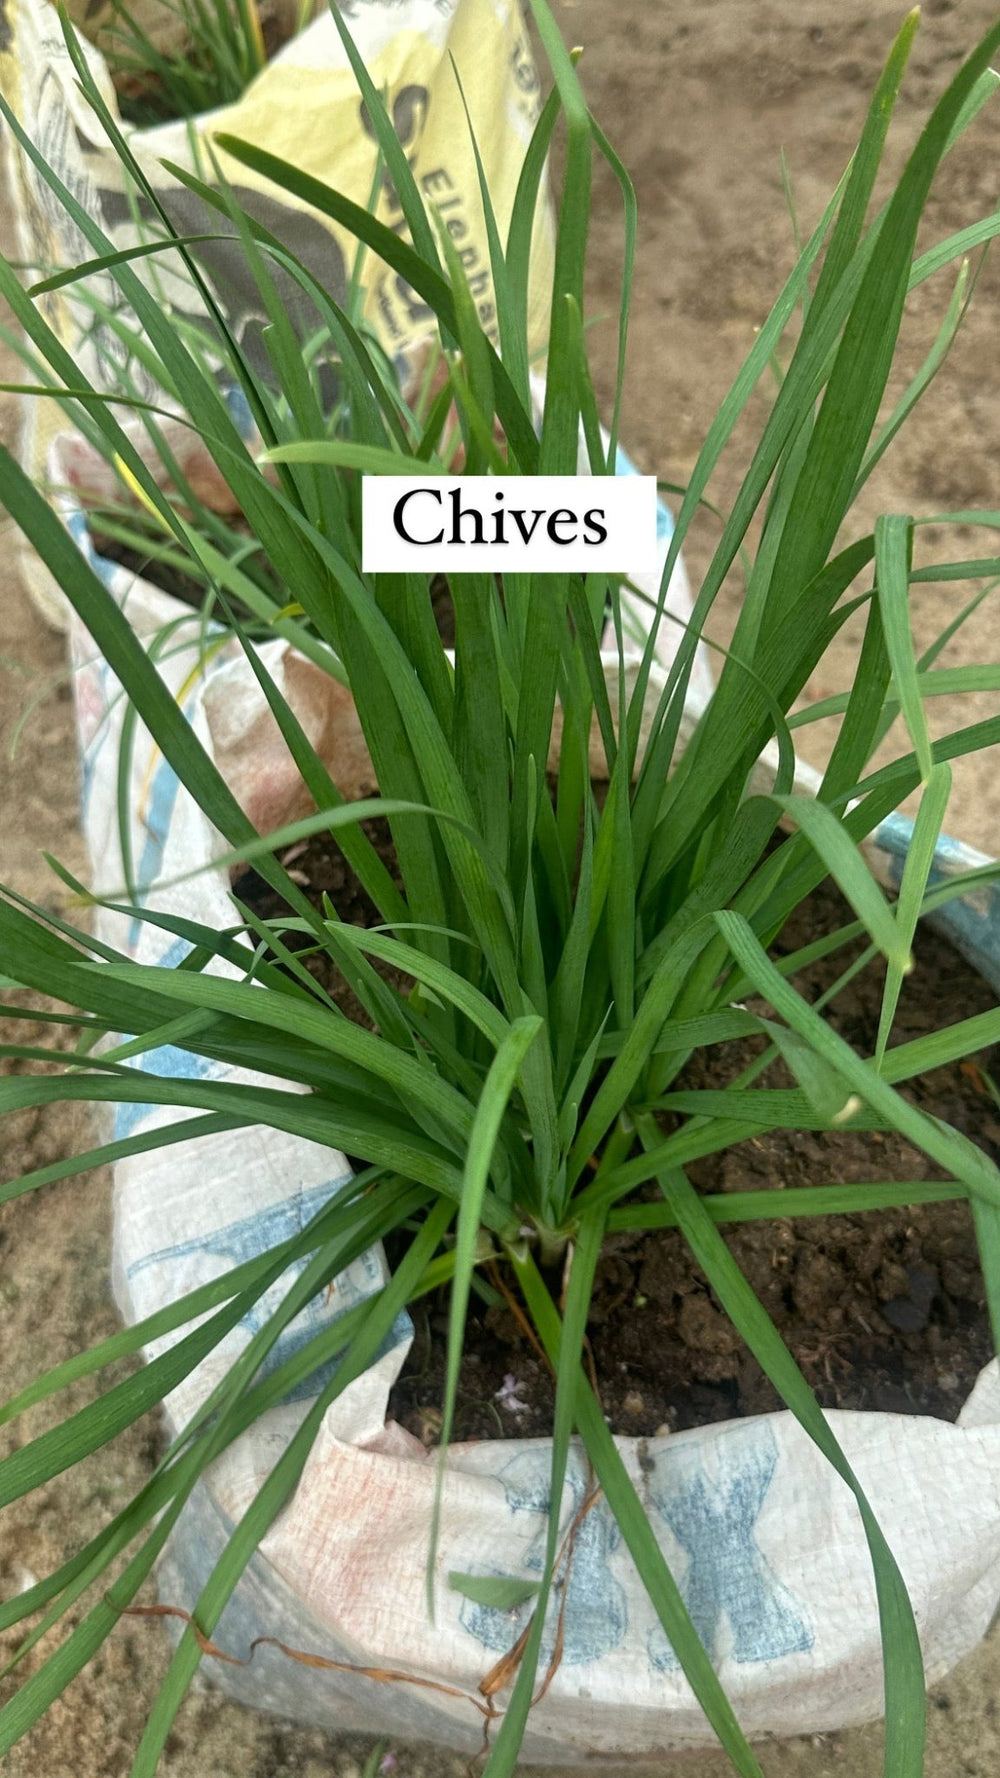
[88,534,462,650]
[234,832,1000,1443]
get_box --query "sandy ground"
[576,0,1000,842]
[2,1,1000,1773]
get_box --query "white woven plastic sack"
[60,427,1000,1760]
[1,0,556,624]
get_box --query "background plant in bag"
[87,0,317,123]
[0,0,556,623]
[1,3,1000,1776]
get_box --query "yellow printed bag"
[1,0,555,620]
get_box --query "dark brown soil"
[89,532,216,611]
[233,825,999,1443]
[567,878,1000,1437]
[89,531,459,648]
[429,573,457,649]
[112,14,297,126]
[232,820,409,1028]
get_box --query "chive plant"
[101,0,285,124]
[2,5,1000,1773]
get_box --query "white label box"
[361,475,660,574]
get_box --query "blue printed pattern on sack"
[112,939,213,1139]
[647,1423,813,1669]
[126,1175,409,1403]
[460,1448,627,1666]
[615,442,674,542]
[873,812,1000,996]
[68,506,119,592]
[459,1427,811,1674]
[127,750,185,944]
[113,1040,214,1139]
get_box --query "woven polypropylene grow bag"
[57,463,1000,1763]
